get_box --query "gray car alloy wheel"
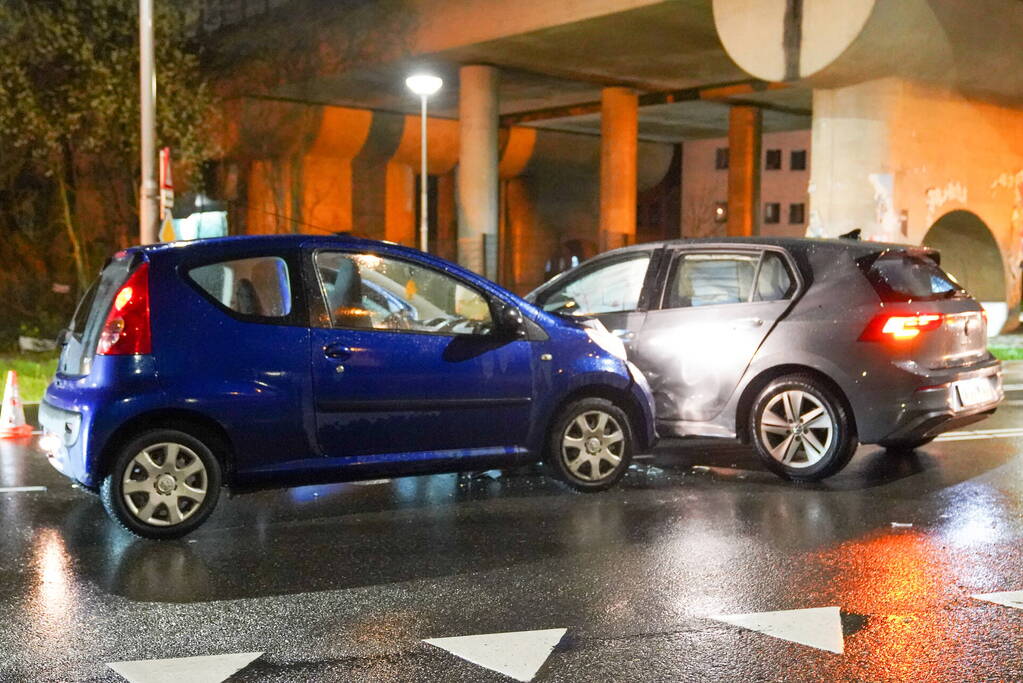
[122,442,209,527]
[561,410,625,482]
[758,390,834,469]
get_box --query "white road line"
[0,486,47,493]
[935,428,1023,442]
[1002,383,1023,392]
[942,427,1023,435]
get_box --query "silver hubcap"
[759,390,834,469]
[562,410,625,482]
[122,442,208,527]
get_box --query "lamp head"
[405,74,443,97]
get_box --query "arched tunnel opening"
[923,210,1008,333]
[923,210,1006,301]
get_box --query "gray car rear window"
[864,254,964,301]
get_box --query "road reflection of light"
[824,531,960,680]
[26,529,77,648]
[937,485,1005,548]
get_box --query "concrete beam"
[500,80,799,127]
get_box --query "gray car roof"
[608,236,934,258]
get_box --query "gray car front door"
[633,248,798,425]
[533,250,659,356]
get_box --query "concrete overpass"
[201,0,1023,329]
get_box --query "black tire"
[100,428,222,540]
[749,374,858,482]
[546,397,634,492]
[880,436,935,453]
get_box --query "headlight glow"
[585,326,627,361]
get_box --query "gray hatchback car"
[527,237,1003,481]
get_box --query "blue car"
[41,235,656,539]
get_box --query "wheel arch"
[545,383,651,453]
[734,364,857,443]
[94,409,236,483]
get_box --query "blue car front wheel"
[547,397,633,492]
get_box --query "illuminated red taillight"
[97,262,152,355]
[859,313,944,342]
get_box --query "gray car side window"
[664,252,761,309]
[539,253,651,316]
[753,252,796,302]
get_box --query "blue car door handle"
[323,344,352,360]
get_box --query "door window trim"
[307,247,499,338]
[653,245,802,311]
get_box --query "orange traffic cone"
[0,370,33,439]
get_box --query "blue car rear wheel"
[100,428,222,539]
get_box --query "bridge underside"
[199,0,1023,326]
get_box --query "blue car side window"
[313,251,494,336]
[189,256,292,317]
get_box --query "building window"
[714,201,728,223]
[715,148,729,170]
[764,202,781,224]
[790,150,807,171]
[789,203,806,224]
[765,149,782,170]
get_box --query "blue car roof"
[128,233,369,254]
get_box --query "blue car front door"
[308,250,535,460]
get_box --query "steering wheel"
[381,310,414,330]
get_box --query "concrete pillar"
[457,65,500,277]
[726,105,762,237]
[435,172,457,262]
[384,161,415,246]
[808,79,898,241]
[599,87,638,251]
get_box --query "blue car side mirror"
[495,302,527,339]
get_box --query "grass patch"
[0,352,59,404]
[990,347,1023,361]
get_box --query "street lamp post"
[138,0,158,245]
[405,74,443,253]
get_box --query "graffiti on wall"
[925,181,969,225]
[868,173,900,241]
[991,169,1023,299]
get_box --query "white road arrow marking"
[711,606,844,654]
[972,591,1023,609]
[424,628,567,682]
[107,652,262,683]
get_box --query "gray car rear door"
[633,247,798,424]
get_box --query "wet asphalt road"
[2,366,1023,681]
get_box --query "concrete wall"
[809,78,1023,328]
[682,129,811,239]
